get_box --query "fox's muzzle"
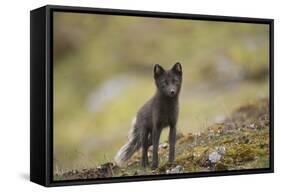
[167,87,177,97]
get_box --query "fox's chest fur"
[135,94,179,132]
[151,95,179,129]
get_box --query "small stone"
[167,165,184,174]
[159,143,169,149]
[209,151,221,163]
[249,123,256,129]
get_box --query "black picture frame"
[30,4,274,187]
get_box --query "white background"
[0,0,279,191]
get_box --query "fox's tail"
[114,118,141,166]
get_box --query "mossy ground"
[54,98,270,180]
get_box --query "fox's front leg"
[168,125,176,162]
[152,125,161,169]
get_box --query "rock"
[159,143,169,149]
[166,165,184,174]
[208,151,221,163]
[248,123,256,129]
[208,146,225,164]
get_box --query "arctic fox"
[115,62,182,169]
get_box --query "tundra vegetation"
[53,12,270,180]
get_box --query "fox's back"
[135,97,154,129]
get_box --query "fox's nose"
[170,90,175,95]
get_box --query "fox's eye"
[173,78,179,83]
[161,80,168,86]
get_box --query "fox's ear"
[154,64,165,78]
[172,62,182,75]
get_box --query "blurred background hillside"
[53,12,269,173]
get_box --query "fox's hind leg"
[152,127,161,169]
[141,127,149,167]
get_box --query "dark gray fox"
[115,62,182,169]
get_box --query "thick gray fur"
[115,62,182,169]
